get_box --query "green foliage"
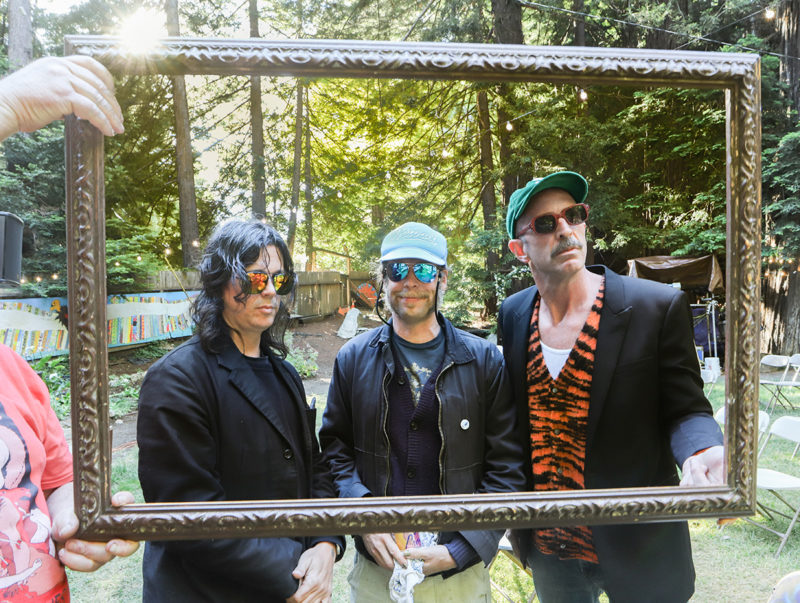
[108,372,143,418]
[30,355,71,419]
[286,333,319,378]
[129,339,175,363]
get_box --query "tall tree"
[287,82,303,255]
[779,0,800,116]
[492,0,527,207]
[304,98,313,271]
[165,0,200,267]
[249,0,266,217]
[7,0,32,69]
[477,88,499,316]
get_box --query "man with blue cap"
[498,171,724,602]
[321,222,526,601]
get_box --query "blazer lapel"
[270,354,314,463]
[587,267,632,453]
[507,286,538,389]
[218,343,301,460]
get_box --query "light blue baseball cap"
[379,222,447,267]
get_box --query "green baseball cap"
[505,171,588,238]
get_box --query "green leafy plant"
[108,373,144,419]
[285,332,319,378]
[31,355,71,420]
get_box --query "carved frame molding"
[64,36,760,540]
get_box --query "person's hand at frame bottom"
[680,445,724,486]
[49,489,140,572]
[403,544,457,575]
[287,541,337,603]
[362,532,407,570]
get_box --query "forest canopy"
[0,0,797,326]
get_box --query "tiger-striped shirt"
[526,280,605,562]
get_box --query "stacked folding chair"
[760,355,798,413]
[745,416,800,557]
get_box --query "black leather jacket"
[319,315,526,566]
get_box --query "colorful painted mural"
[0,291,199,359]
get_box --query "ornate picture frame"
[64,36,760,540]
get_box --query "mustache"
[551,237,583,258]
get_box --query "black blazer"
[137,336,343,602]
[498,266,722,603]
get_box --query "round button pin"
[460,419,470,430]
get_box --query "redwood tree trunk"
[491,0,526,207]
[780,0,800,116]
[249,0,266,218]
[165,0,200,267]
[761,269,800,354]
[477,89,498,316]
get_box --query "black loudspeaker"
[0,211,24,285]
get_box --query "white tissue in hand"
[389,558,425,603]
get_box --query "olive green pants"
[348,553,491,602]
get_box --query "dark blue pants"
[527,547,607,603]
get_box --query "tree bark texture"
[303,98,313,272]
[761,269,800,354]
[491,0,523,44]
[779,0,800,116]
[477,90,498,316]
[249,0,266,218]
[8,0,32,69]
[491,0,526,208]
[165,0,200,267]
[287,83,303,255]
[573,0,585,46]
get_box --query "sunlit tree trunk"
[249,0,266,218]
[8,0,32,69]
[304,100,313,271]
[779,0,800,116]
[165,0,200,267]
[287,82,303,256]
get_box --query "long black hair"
[192,219,294,357]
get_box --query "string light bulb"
[192,240,199,247]
[765,7,776,19]
[164,248,172,256]
[506,121,513,131]
[579,89,589,102]
[137,255,142,262]
[114,261,121,267]
[51,273,58,280]
[337,191,343,198]
[35,276,42,283]
[20,277,26,284]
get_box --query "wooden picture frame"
[64,36,761,540]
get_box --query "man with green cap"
[320,222,526,601]
[498,171,723,602]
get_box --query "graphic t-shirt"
[0,344,73,602]
[392,330,445,406]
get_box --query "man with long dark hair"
[137,219,343,602]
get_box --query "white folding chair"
[776,353,800,408]
[744,416,800,557]
[760,355,794,413]
[714,407,769,445]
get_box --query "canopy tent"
[626,254,724,293]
